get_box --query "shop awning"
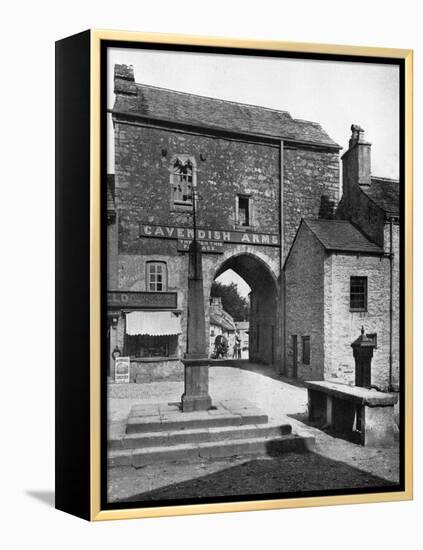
[125,311,181,336]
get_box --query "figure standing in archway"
[233,331,241,359]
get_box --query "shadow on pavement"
[211,360,305,387]
[113,451,397,504]
[287,412,362,444]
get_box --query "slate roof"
[303,219,383,254]
[363,177,400,216]
[113,68,340,148]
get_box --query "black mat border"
[99,39,406,513]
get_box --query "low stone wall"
[130,358,184,383]
[304,380,398,447]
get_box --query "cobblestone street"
[108,363,400,503]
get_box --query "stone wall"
[113,121,284,366]
[284,223,325,380]
[116,243,280,364]
[111,119,340,371]
[114,123,281,250]
[284,222,395,391]
[131,359,183,383]
[283,146,339,260]
[324,253,392,390]
[336,184,385,247]
[334,129,400,391]
[114,123,341,260]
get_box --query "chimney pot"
[114,64,137,95]
[342,124,372,191]
[349,124,367,148]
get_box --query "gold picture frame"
[55,29,413,521]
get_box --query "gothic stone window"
[170,157,194,206]
[147,261,167,292]
[350,276,368,312]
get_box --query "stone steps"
[125,410,268,434]
[107,400,315,467]
[109,422,293,450]
[108,433,315,468]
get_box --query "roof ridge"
[114,81,341,147]
[304,218,351,224]
[135,82,293,118]
[292,118,322,128]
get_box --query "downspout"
[279,140,285,375]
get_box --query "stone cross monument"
[180,197,213,412]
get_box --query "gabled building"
[284,125,400,392]
[284,218,388,386]
[336,125,400,390]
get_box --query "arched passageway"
[212,253,280,367]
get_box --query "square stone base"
[181,393,213,412]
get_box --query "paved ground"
[108,362,400,503]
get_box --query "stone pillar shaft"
[181,241,212,412]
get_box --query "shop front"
[107,291,182,382]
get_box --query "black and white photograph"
[3,0,422,542]
[104,44,404,508]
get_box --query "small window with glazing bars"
[147,261,167,292]
[350,276,367,311]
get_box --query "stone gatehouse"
[106,63,346,381]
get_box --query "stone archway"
[210,252,280,367]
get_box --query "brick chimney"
[114,64,137,95]
[341,124,372,198]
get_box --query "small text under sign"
[177,239,224,254]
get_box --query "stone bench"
[304,381,398,447]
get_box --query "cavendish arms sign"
[139,223,280,251]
